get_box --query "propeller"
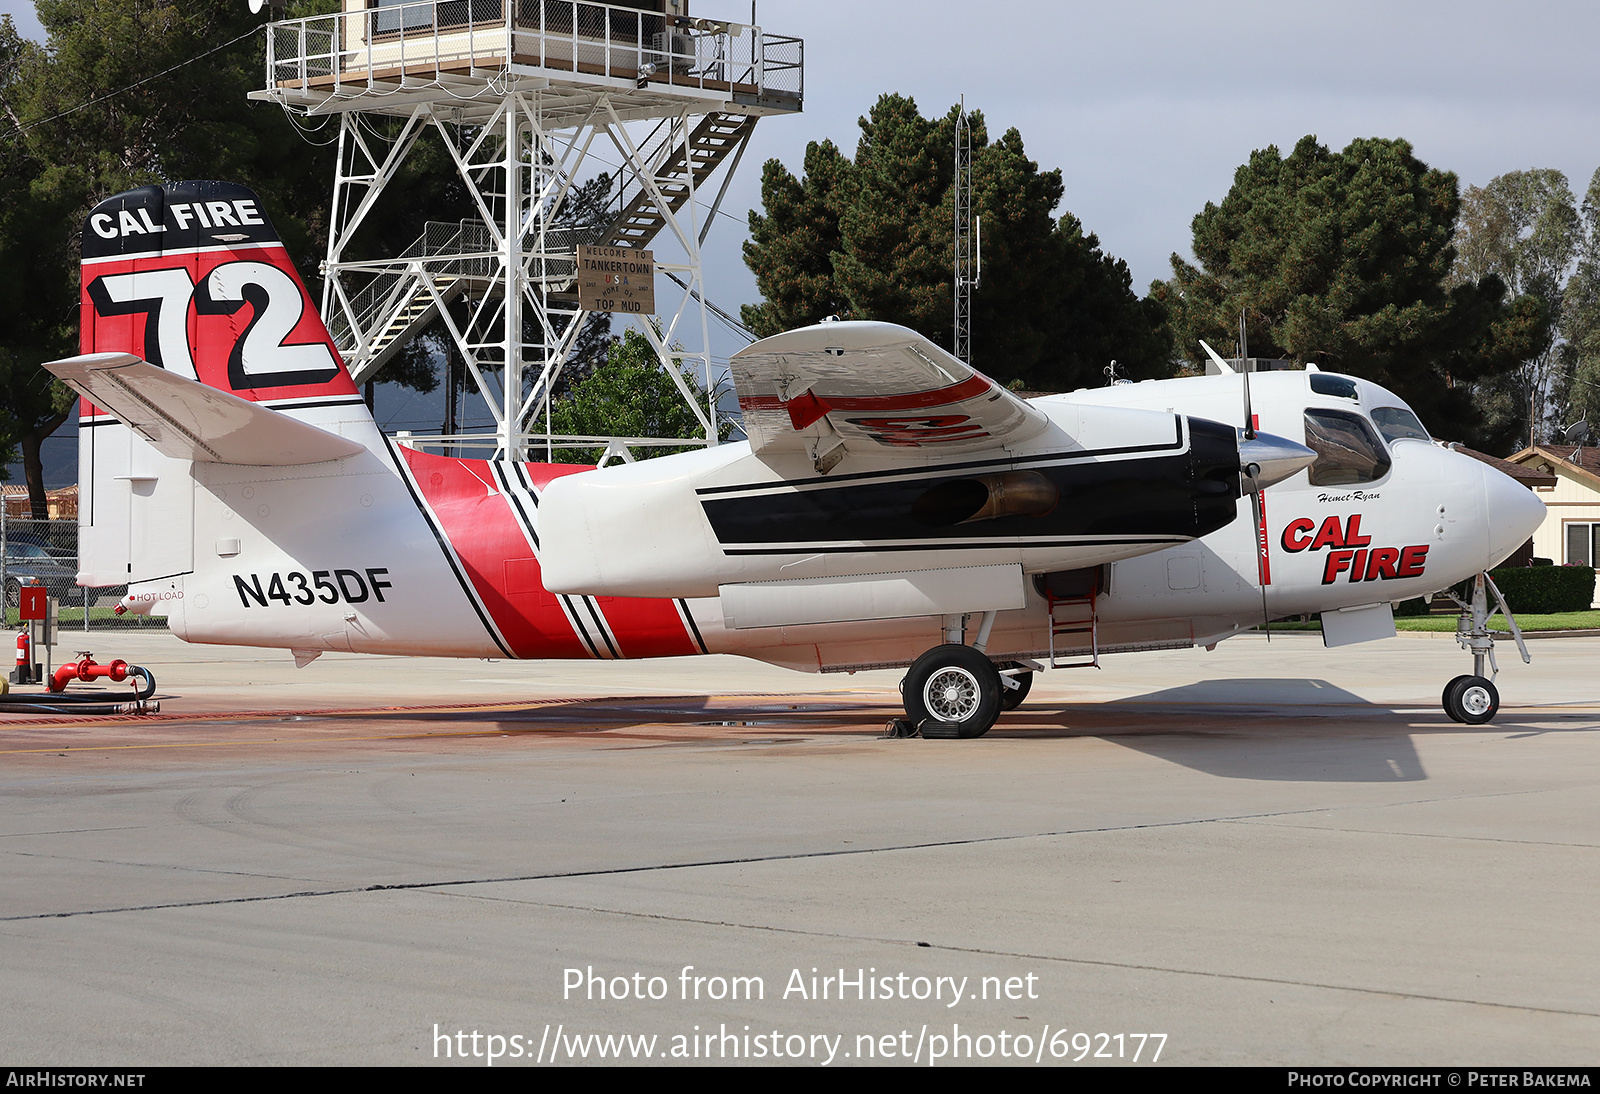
[1245,461,1270,639]
[1201,316,1317,640]
[1238,309,1265,636]
[1239,309,1255,441]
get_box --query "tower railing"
[265,0,802,108]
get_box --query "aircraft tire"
[997,664,1033,711]
[1441,675,1472,723]
[904,644,1002,739]
[1445,675,1499,725]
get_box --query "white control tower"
[253,0,803,459]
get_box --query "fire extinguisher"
[14,629,31,685]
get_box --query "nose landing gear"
[1440,573,1527,724]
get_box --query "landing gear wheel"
[1441,675,1472,723]
[903,644,1002,740]
[997,663,1033,711]
[1443,675,1498,725]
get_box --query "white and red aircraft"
[50,181,1545,737]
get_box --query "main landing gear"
[895,612,1036,739]
[904,644,1001,739]
[1439,572,1528,725]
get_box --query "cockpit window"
[1309,374,1359,400]
[1304,408,1392,486]
[1370,406,1431,444]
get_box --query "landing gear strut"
[1440,573,1528,725]
[997,662,1034,711]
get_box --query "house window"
[1566,522,1600,568]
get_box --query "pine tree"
[1159,136,1550,450]
[742,94,1170,389]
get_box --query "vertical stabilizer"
[76,181,367,588]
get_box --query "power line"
[660,269,756,343]
[5,26,262,140]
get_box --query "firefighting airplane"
[49,182,1545,738]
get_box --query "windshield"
[1371,406,1430,445]
[1304,408,1392,486]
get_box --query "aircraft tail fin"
[72,182,372,588]
[78,180,360,407]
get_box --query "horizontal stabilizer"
[46,352,364,466]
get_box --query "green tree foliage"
[547,328,725,463]
[22,0,339,268]
[0,15,88,510]
[1159,136,1550,452]
[742,94,1170,390]
[1450,170,1581,447]
[1556,169,1600,437]
[1,0,349,513]
[741,138,849,335]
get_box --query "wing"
[731,322,1051,471]
[46,352,364,466]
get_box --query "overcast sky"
[6,0,1600,469]
[8,0,1598,295]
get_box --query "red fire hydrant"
[49,654,131,693]
[45,652,156,699]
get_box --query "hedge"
[1484,565,1597,614]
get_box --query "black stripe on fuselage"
[718,537,1192,556]
[492,461,610,660]
[699,419,1241,551]
[677,599,708,654]
[492,462,541,552]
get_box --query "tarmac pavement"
[1,630,1597,1066]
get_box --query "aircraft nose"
[1483,464,1546,569]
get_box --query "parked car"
[3,541,79,608]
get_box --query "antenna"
[954,97,975,365]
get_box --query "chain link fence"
[1,514,167,632]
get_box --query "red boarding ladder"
[1046,571,1100,670]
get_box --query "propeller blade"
[1241,310,1254,438]
[1246,464,1270,641]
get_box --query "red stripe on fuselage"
[509,461,699,658]
[401,446,588,659]
[401,447,697,660]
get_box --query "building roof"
[1507,444,1600,491]
[1450,444,1557,488]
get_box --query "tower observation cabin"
[253,0,803,459]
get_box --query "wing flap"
[731,322,1050,468]
[46,352,364,466]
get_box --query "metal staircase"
[330,112,756,383]
[331,220,584,383]
[602,111,756,248]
